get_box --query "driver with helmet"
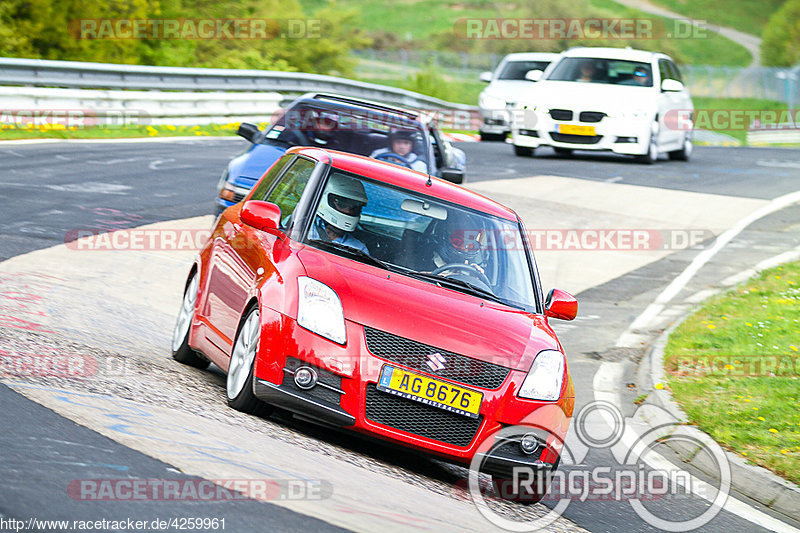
[308,173,370,253]
[370,129,429,173]
[431,209,487,276]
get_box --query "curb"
[636,283,800,521]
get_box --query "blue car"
[216,93,467,214]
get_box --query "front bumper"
[252,312,572,468]
[512,112,652,155]
[479,108,511,135]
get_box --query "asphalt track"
[1,138,799,532]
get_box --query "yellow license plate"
[557,124,596,136]
[377,365,483,418]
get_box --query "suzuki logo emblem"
[426,352,446,372]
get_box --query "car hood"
[483,80,536,102]
[227,141,288,188]
[298,248,561,371]
[524,81,655,111]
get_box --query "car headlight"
[480,92,506,110]
[518,350,565,401]
[297,277,346,344]
[216,168,229,193]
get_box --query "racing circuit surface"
[1,138,800,532]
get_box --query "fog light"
[294,367,317,390]
[520,433,541,455]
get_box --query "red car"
[172,146,577,501]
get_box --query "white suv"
[510,47,694,163]
[478,52,561,141]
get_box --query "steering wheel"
[431,263,492,288]
[373,152,412,168]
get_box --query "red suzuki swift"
[172,146,577,501]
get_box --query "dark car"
[216,93,467,214]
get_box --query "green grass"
[663,262,800,484]
[646,0,784,37]
[304,0,752,66]
[691,97,790,144]
[0,122,262,141]
[587,0,752,66]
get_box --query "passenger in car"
[620,66,652,86]
[370,129,429,173]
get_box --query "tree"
[762,0,800,66]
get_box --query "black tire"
[513,145,534,157]
[553,147,573,157]
[492,472,551,504]
[480,131,506,142]
[226,307,273,417]
[171,273,210,369]
[635,123,659,164]
[668,134,693,161]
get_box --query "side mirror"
[524,69,543,82]
[545,288,577,321]
[237,122,261,143]
[440,168,464,184]
[240,201,284,238]
[479,71,493,83]
[661,79,684,92]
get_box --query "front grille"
[579,111,606,123]
[550,133,602,144]
[282,357,342,406]
[549,109,573,121]
[365,384,483,447]
[233,192,246,202]
[363,327,510,389]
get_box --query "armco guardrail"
[0,57,478,114]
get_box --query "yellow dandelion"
[791,346,798,352]
[758,416,765,421]
[769,428,778,433]
[654,383,664,390]
[742,452,748,456]
[724,364,734,370]
[781,449,789,454]
[707,324,716,329]
[746,322,753,327]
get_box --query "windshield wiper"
[401,271,508,305]
[307,239,392,271]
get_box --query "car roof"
[289,147,518,222]
[502,52,561,62]
[561,46,670,63]
[294,92,426,123]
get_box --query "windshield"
[546,57,654,87]
[263,104,431,173]
[304,169,537,311]
[498,60,551,80]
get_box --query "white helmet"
[317,174,368,232]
